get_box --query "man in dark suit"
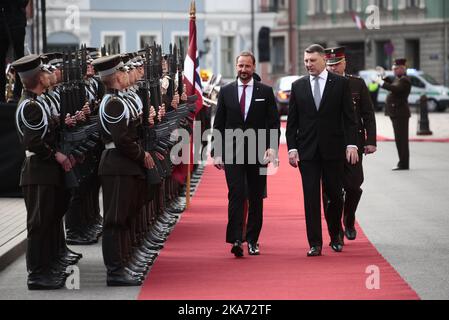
[324,47,377,241]
[286,44,358,257]
[377,58,412,171]
[213,52,280,257]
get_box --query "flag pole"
[185,0,196,209]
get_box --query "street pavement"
[0,112,448,300]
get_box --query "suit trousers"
[299,154,344,247]
[224,164,267,244]
[391,117,410,169]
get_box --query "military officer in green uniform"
[377,58,412,171]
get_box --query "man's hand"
[81,102,91,116]
[263,148,278,167]
[364,145,377,155]
[288,151,300,168]
[158,104,166,122]
[155,151,165,161]
[55,152,73,172]
[75,110,86,122]
[65,114,76,127]
[143,152,155,169]
[214,156,225,170]
[346,147,359,165]
[149,106,156,126]
[171,94,180,110]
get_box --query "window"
[410,76,425,88]
[140,34,157,49]
[221,36,235,78]
[316,0,327,14]
[102,32,125,54]
[406,0,424,9]
[271,36,285,74]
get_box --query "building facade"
[33,0,206,56]
[296,0,449,85]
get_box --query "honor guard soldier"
[93,54,155,286]
[324,47,377,241]
[13,54,81,290]
[376,58,412,171]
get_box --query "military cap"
[85,47,101,60]
[42,52,63,68]
[11,54,52,78]
[393,58,407,67]
[92,54,127,77]
[121,53,135,69]
[324,47,346,66]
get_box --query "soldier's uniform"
[13,55,79,290]
[93,54,147,286]
[324,47,377,241]
[382,58,412,170]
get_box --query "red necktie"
[240,85,248,118]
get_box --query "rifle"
[166,43,177,104]
[139,44,162,186]
[177,40,185,96]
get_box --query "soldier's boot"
[343,188,363,241]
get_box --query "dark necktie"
[240,84,248,118]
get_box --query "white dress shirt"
[238,78,254,121]
[288,69,357,154]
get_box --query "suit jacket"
[347,74,377,149]
[213,80,280,164]
[286,72,357,161]
[382,76,412,119]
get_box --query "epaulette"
[347,74,361,79]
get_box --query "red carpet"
[138,145,419,300]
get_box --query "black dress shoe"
[307,246,322,257]
[345,228,357,241]
[392,166,409,171]
[231,241,244,258]
[330,242,344,253]
[107,271,143,287]
[27,274,66,290]
[248,243,260,256]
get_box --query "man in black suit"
[213,52,280,257]
[286,44,358,257]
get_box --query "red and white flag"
[184,1,203,114]
[351,12,366,30]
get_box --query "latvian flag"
[351,12,366,30]
[184,1,203,114]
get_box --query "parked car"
[359,69,449,112]
[273,75,302,115]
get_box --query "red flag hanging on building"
[351,12,366,30]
